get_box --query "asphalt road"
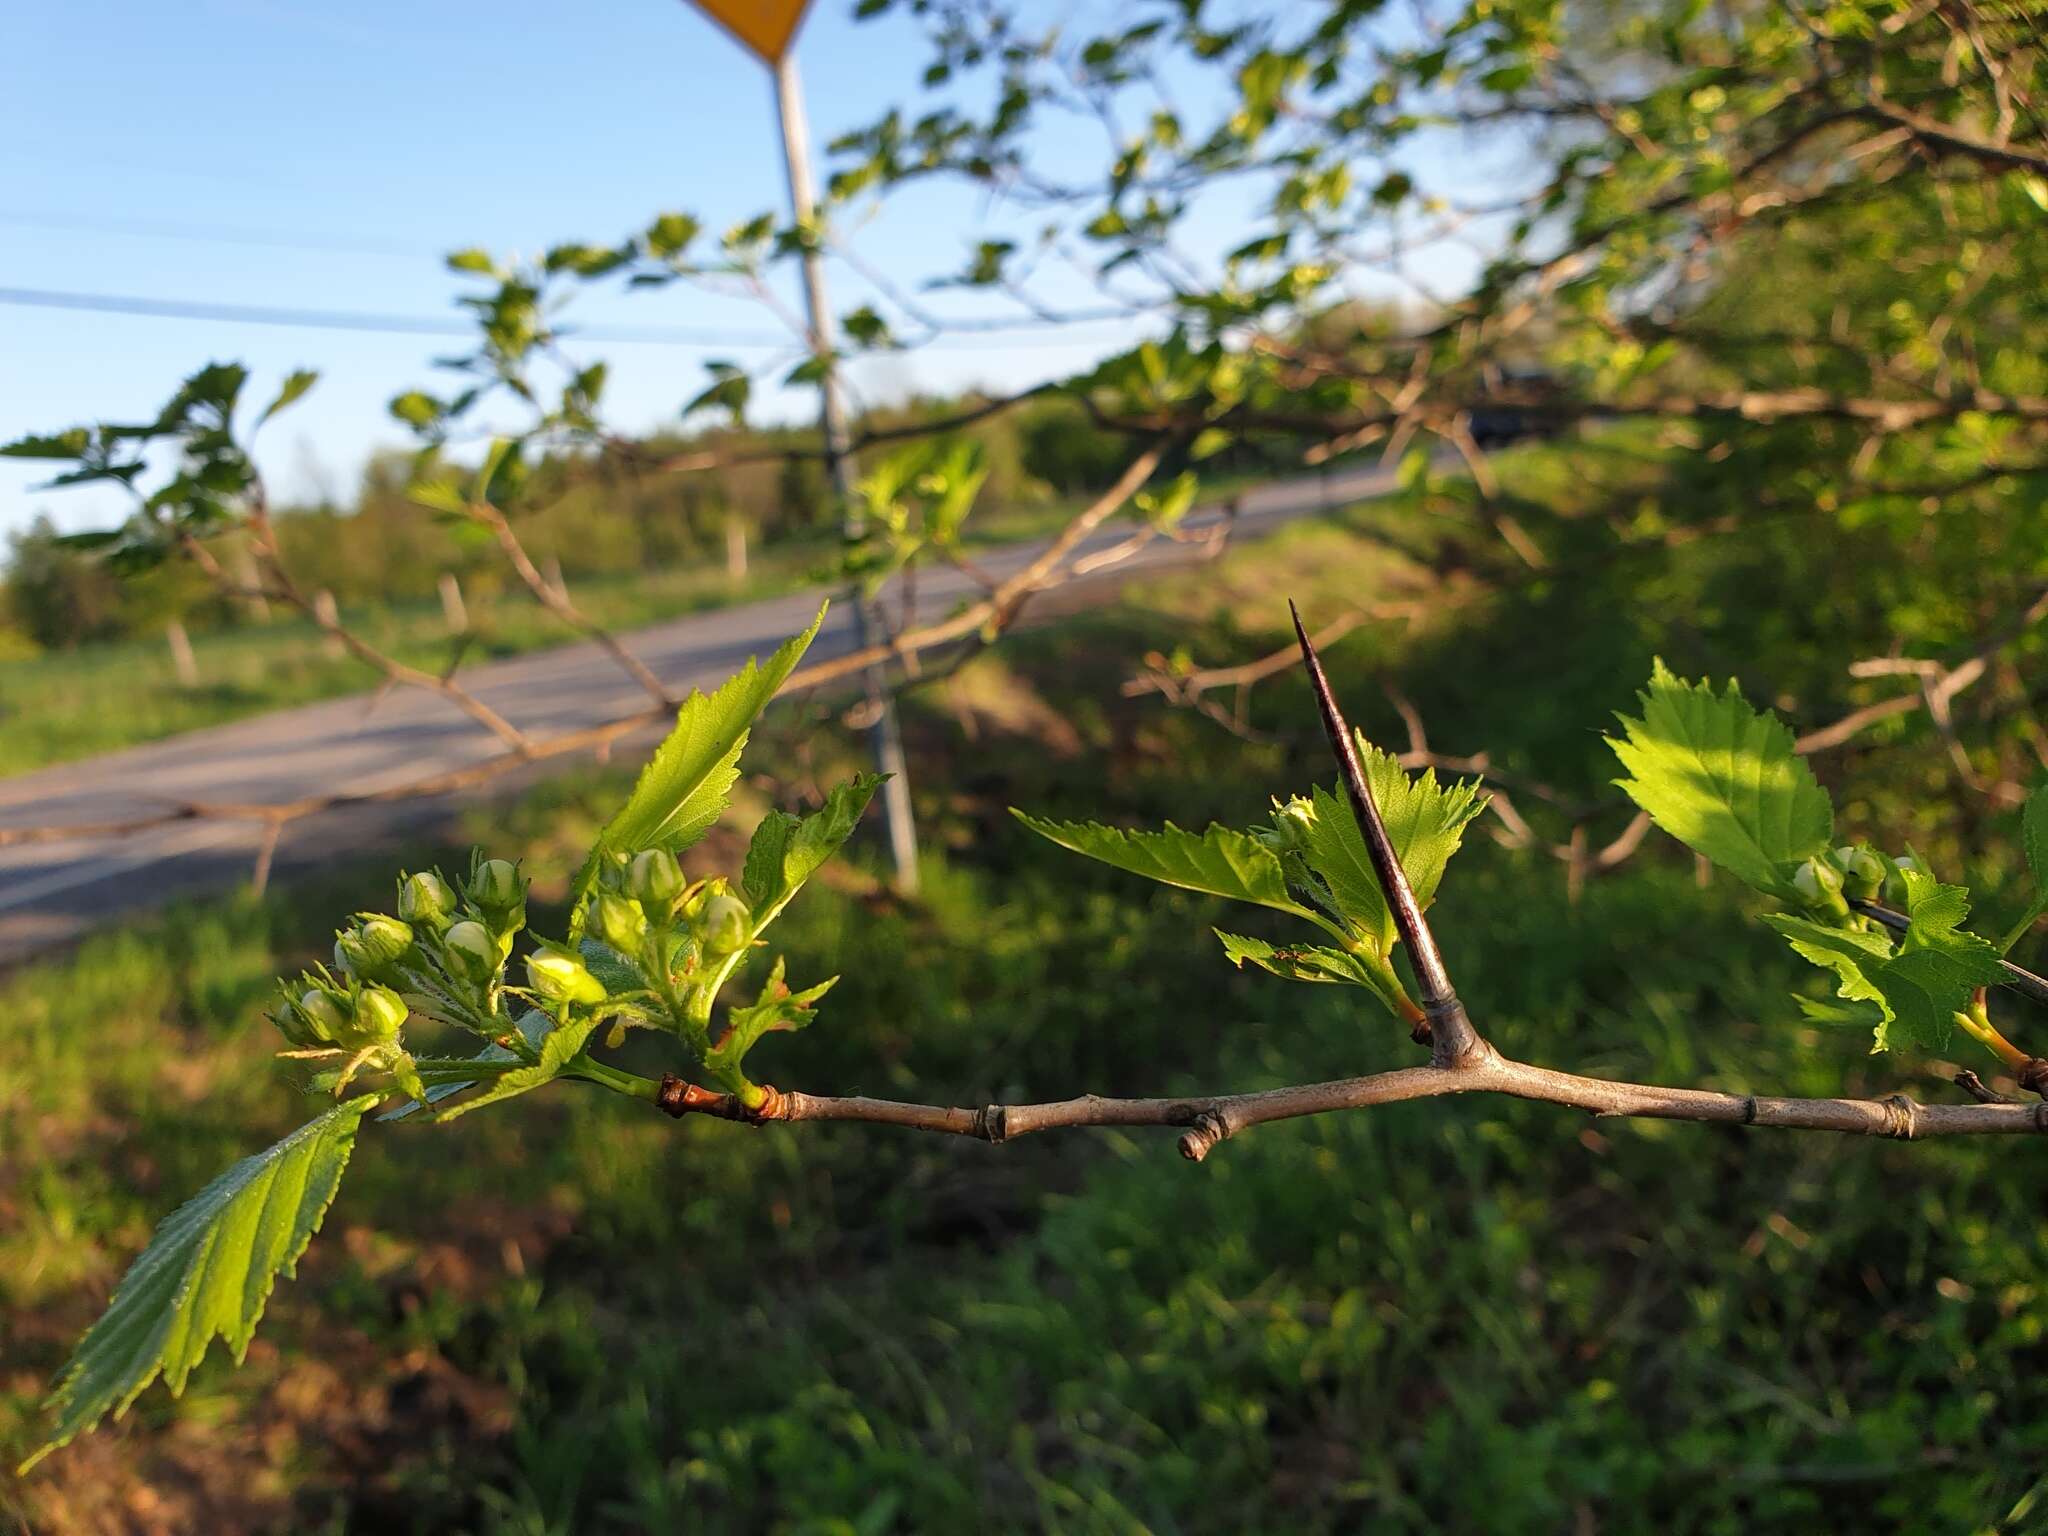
[0,461,1401,963]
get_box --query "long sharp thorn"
[1291,602,1484,1065]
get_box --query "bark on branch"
[656,1052,2048,1161]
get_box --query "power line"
[0,285,1137,350]
[0,286,792,347]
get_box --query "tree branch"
[654,1049,2048,1160]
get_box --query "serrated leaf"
[1013,812,1315,920]
[23,1097,375,1471]
[1762,912,1894,1019]
[577,939,646,996]
[742,772,883,923]
[1215,930,1381,990]
[1608,659,1833,897]
[706,957,837,1080]
[255,369,318,428]
[435,1015,602,1124]
[1296,738,1487,957]
[1766,871,2005,1052]
[570,607,825,931]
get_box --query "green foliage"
[568,603,824,928]
[431,1014,604,1125]
[1609,660,1834,900]
[1297,741,1487,959]
[21,1096,375,1471]
[705,958,837,1081]
[742,772,886,924]
[1765,871,2007,1052]
[1011,815,1313,920]
[1017,743,1485,1017]
[20,613,882,1463]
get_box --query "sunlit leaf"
[1609,660,1833,898]
[22,1097,376,1472]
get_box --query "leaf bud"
[626,847,685,909]
[397,870,456,928]
[444,919,500,984]
[526,947,608,1006]
[595,892,648,953]
[695,892,752,957]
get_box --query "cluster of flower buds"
[275,969,410,1053]
[588,846,756,991]
[1791,844,1921,925]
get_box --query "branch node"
[1954,1069,2012,1105]
[1742,1095,1759,1125]
[2016,1057,2048,1099]
[1178,1109,1232,1163]
[974,1105,1009,1143]
[1880,1093,1921,1141]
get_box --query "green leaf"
[470,438,521,507]
[645,211,701,260]
[389,391,445,431]
[684,361,751,423]
[1765,870,2006,1052]
[1214,931,1379,988]
[435,1015,602,1124]
[1,428,91,461]
[446,247,499,276]
[22,1097,375,1471]
[255,369,318,429]
[742,772,884,924]
[1135,470,1198,530]
[1013,813,1316,920]
[1608,659,1833,898]
[1295,739,1487,957]
[405,478,469,516]
[706,958,837,1081]
[570,606,826,930]
[1762,913,1894,1023]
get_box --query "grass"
[6,435,2048,1531]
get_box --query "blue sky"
[0,1,1499,541]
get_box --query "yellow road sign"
[689,0,812,62]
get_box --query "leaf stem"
[1954,994,2030,1070]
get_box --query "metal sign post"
[687,0,920,893]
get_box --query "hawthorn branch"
[653,1050,2048,1160]
[464,498,674,708]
